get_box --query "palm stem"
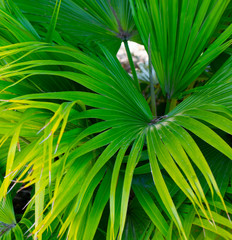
[165,98,177,114]
[123,40,140,91]
[148,35,157,118]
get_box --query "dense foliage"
[0,0,232,239]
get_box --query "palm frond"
[130,0,232,98]
[14,0,138,52]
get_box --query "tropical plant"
[0,0,232,239]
